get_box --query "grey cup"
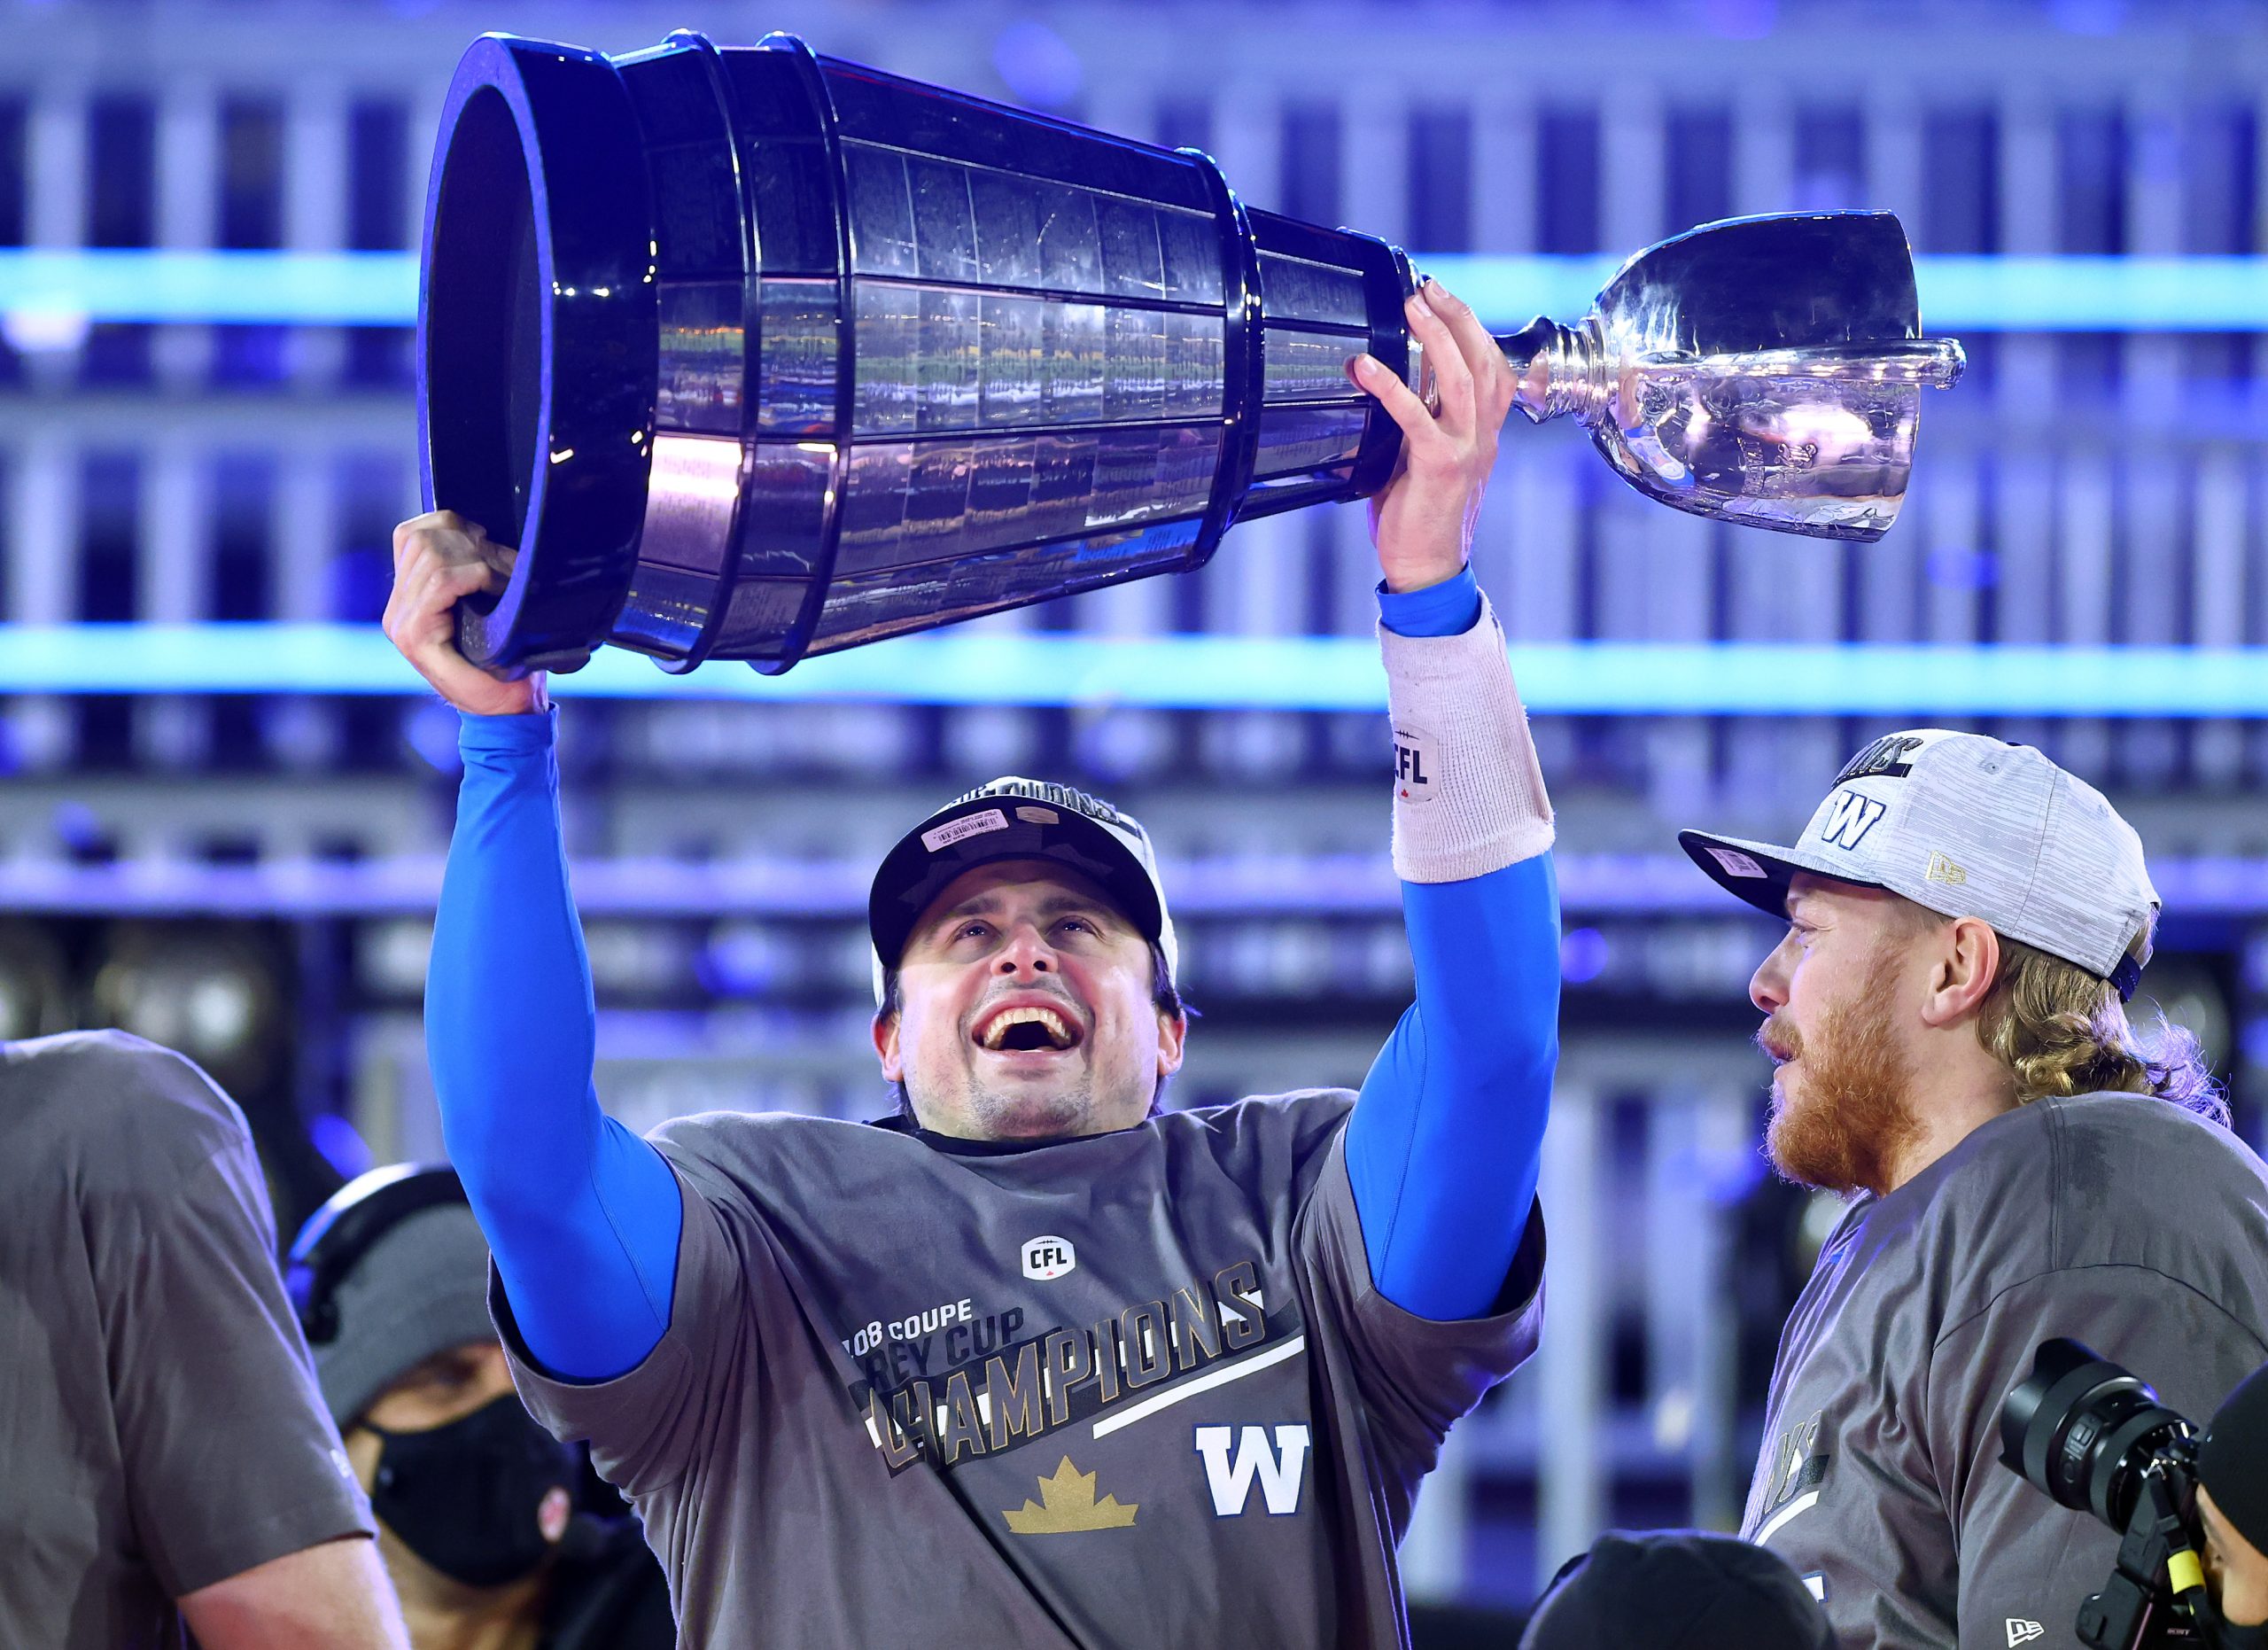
[420,31,1962,676]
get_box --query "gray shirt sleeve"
[1294,1132,1544,1530]
[97,1058,376,1596]
[1932,1265,2268,1650]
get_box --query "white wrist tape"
[1381,591,1555,883]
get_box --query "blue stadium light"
[3,623,2266,717]
[2,851,2264,920]
[1415,253,2268,333]
[1913,255,2268,332]
[5,249,2268,332]
[0,250,417,328]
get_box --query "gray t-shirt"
[0,1031,377,1650]
[497,1088,1544,1649]
[1741,1091,2268,1649]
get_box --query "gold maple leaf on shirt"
[1003,1455,1138,1533]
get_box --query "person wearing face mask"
[1679,731,2268,1649]
[291,1164,674,1650]
[2196,1360,2268,1650]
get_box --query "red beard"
[1759,950,1923,1197]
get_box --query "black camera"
[1999,1339,2208,1648]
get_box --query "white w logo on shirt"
[1817,789,1887,851]
[1193,1425,1310,1516]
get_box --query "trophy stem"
[1495,315,1609,425]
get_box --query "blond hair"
[1966,922,2226,1124]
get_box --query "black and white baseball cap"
[1680,729,2158,1000]
[867,776,1177,999]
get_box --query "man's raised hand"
[383,510,547,718]
[1347,278,1515,596]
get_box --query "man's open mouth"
[973,1003,1084,1053]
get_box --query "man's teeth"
[981,1006,1073,1050]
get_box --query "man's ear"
[873,1010,903,1082]
[1920,915,2001,1028]
[1155,1009,1187,1078]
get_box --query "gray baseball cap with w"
[1679,728,2158,1000]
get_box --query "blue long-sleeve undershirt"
[429,712,681,1380]
[431,565,1556,1374]
[1359,568,1557,1320]
[1347,861,1557,1319]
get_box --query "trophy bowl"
[419,28,1963,676]
[1497,211,1966,541]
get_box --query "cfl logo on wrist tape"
[1393,724,1439,805]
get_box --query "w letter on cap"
[1818,790,1886,851]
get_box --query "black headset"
[286,1163,471,1346]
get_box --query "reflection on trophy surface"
[418,28,1964,677]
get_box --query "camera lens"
[1999,1339,2194,1530]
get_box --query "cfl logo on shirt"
[1021,1236,1076,1281]
[1193,1424,1310,1515]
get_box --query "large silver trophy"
[419,29,1963,676]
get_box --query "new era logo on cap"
[1681,729,2159,997]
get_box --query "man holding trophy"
[396,27,1972,1645]
[388,276,1564,1647]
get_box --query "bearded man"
[1681,729,2268,1650]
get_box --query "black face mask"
[365,1393,579,1589]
